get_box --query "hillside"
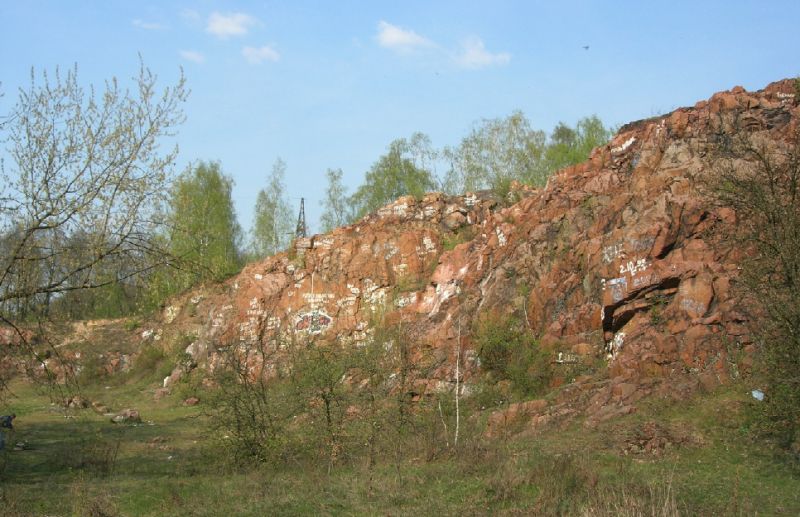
[3,78,800,515]
[96,78,793,424]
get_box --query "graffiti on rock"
[633,271,661,289]
[295,309,333,334]
[605,331,625,360]
[611,136,636,155]
[602,243,624,264]
[601,277,628,303]
[619,258,649,276]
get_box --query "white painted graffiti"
[602,243,624,264]
[556,352,579,364]
[619,258,650,276]
[633,272,661,289]
[605,331,625,360]
[294,309,333,334]
[464,193,478,207]
[336,295,358,308]
[495,227,507,247]
[302,292,334,305]
[314,237,335,249]
[601,277,628,303]
[265,317,282,331]
[611,136,636,155]
[415,235,437,256]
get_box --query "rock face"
[134,79,800,422]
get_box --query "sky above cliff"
[2,1,798,235]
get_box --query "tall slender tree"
[319,168,351,232]
[168,161,243,286]
[251,158,292,258]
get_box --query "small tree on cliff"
[319,168,351,232]
[442,110,546,195]
[251,158,293,258]
[350,137,436,219]
[710,111,800,448]
[542,115,614,174]
[442,112,613,197]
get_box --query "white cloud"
[132,19,167,30]
[179,50,206,64]
[206,12,258,39]
[242,45,280,64]
[376,21,433,53]
[455,37,510,69]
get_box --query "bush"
[442,226,475,251]
[475,315,552,398]
[709,117,800,448]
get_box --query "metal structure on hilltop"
[295,197,307,238]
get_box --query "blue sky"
[2,1,798,235]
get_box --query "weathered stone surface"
[572,343,595,356]
[485,399,549,437]
[91,401,111,414]
[64,395,89,409]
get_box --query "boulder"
[111,409,141,424]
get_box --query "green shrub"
[442,226,475,251]
[709,122,800,449]
[135,345,166,372]
[475,314,552,398]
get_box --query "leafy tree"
[319,168,351,232]
[0,62,187,321]
[167,161,243,287]
[542,115,614,173]
[251,158,292,257]
[443,112,613,197]
[406,132,439,181]
[350,137,436,219]
[443,111,546,195]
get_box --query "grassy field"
[0,375,798,516]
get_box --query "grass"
[0,374,798,515]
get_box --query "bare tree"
[709,107,800,447]
[0,61,188,388]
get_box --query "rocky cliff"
[138,79,798,425]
